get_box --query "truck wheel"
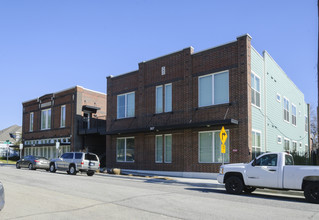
[225,176,244,195]
[243,186,256,194]
[16,162,21,169]
[69,165,76,175]
[304,182,319,204]
[49,163,56,173]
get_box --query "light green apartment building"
[251,47,310,158]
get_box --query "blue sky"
[0,0,317,130]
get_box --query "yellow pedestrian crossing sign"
[219,126,227,144]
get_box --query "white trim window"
[117,92,135,119]
[156,86,163,113]
[199,130,229,163]
[252,130,261,159]
[291,104,296,126]
[292,141,297,152]
[60,105,66,128]
[155,134,172,163]
[305,115,309,132]
[251,72,261,107]
[198,70,229,107]
[164,84,172,112]
[155,84,172,114]
[283,97,289,122]
[284,138,290,151]
[116,137,135,162]
[277,135,282,144]
[276,93,281,102]
[41,108,51,130]
[29,112,34,132]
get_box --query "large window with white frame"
[198,70,229,107]
[29,112,34,132]
[251,72,261,107]
[292,141,297,152]
[199,130,229,163]
[60,105,66,128]
[252,130,261,159]
[164,84,172,112]
[284,138,290,151]
[156,84,172,113]
[291,104,296,126]
[116,137,135,162]
[155,134,172,163]
[117,92,135,119]
[283,97,289,122]
[41,108,51,130]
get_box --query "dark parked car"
[0,181,4,211]
[16,155,50,171]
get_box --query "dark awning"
[82,105,101,113]
[106,118,238,135]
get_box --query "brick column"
[182,47,194,171]
[236,34,252,162]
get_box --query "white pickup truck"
[217,152,319,203]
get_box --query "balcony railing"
[78,118,106,135]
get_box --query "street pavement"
[0,164,316,220]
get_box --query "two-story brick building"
[105,34,310,176]
[22,86,106,162]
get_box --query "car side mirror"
[252,158,256,167]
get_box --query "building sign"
[41,102,51,108]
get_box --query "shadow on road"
[185,187,307,203]
[185,187,225,194]
[143,178,224,189]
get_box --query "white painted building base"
[122,169,218,180]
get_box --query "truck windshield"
[285,154,294,165]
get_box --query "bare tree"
[310,105,318,149]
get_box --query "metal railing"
[78,118,106,135]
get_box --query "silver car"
[16,155,50,171]
[49,152,100,176]
[0,181,4,211]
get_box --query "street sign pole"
[19,144,23,159]
[56,142,60,157]
[4,140,10,164]
[6,143,9,164]
[222,151,224,166]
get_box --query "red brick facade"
[106,35,252,173]
[22,86,106,159]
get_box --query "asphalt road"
[0,165,318,220]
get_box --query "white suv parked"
[49,152,100,176]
